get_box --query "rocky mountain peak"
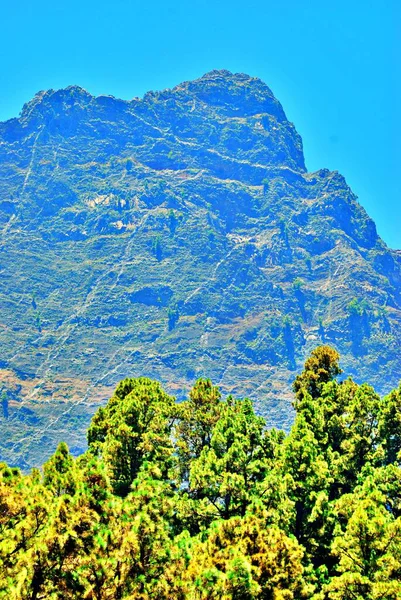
[165,69,288,122]
[20,85,92,119]
[1,70,306,173]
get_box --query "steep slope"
[0,70,400,469]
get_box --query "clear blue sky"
[1,0,399,247]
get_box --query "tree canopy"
[0,346,400,599]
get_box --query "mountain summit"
[0,71,400,469]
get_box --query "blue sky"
[1,0,399,247]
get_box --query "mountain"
[0,70,400,470]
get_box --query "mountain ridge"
[15,70,288,118]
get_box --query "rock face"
[0,70,400,469]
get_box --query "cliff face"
[0,70,400,469]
